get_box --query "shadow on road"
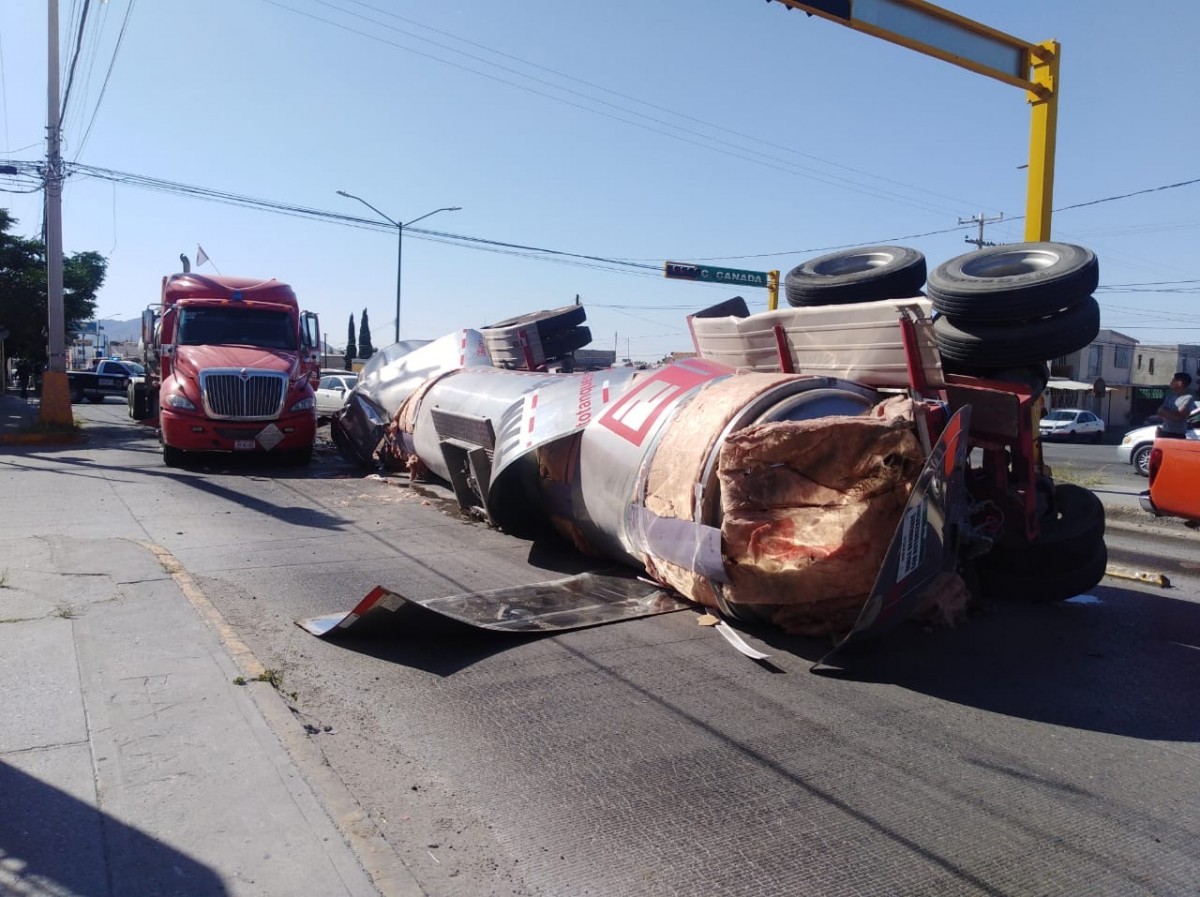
[316,603,531,676]
[0,760,229,896]
[810,581,1200,742]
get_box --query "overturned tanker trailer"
[312,243,1107,655]
[316,306,971,655]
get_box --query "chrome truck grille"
[200,369,287,420]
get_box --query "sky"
[1,0,1198,362]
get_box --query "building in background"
[574,348,617,370]
[1049,329,1136,428]
[70,320,109,369]
[1128,342,1200,424]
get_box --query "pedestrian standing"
[1156,372,1197,438]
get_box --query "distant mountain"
[93,318,142,342]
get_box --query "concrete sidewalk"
[0,391,39,438]
[0,393,397,897]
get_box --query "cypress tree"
[358,309,375,358]
[344,314,357,370]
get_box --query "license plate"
[99,378,115,386]
[234,439,256,451]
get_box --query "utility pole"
[40,0,71,426]
[959,212,1004,250]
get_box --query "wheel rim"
[959,247,1061,278]
[811,250,898,276]
[1135,448,1151,475]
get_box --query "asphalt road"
[1041,437,1146,490]
[25,401,1200,896]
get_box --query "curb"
[144,541,425,897]
[1103,505,1199,542]
[0,430,85,446]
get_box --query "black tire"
[784,246,926,307]
[1133,444,1152,477]
[540,326,592,359]
[933,296,1100,368]
[980,483,1105,565]
[162,443,187,468]
[979,539,1107,603]
[70,386,83,404]
[927,242,1098,323]
[481,305,586,339]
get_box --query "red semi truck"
[128,273,321,466]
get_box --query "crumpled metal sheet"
[297,571,690,637]
[821,405,972,661]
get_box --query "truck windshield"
[177,307,296,350]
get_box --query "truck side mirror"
[141,308,158,345]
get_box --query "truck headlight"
[165,393,195,410]
[290,397,315,412]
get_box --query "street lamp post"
[336,191,461,344]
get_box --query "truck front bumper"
[160,409,316,455]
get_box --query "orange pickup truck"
[1140,436,1200,523]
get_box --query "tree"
[0,208,106,364]
[344,314,357,370]
[358,308,375,359]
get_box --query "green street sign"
[664,261,769,288]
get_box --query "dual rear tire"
[927,242,1100,370]
[974,484,1107,603]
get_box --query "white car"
[315,372,358,418]
[1039,408,1106,443]
[1117,412,1200,476]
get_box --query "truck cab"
[129,273,321,466]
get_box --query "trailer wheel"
[785,246,926,307]
[927,242,1098,323]
[976,484,1106,601]
[540,326,592,360]
[979,540,1107,603]
[933,297,1100,368]
[991,484,1105,559]
[481,304,586,337]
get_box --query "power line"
[659,176,1200,261]
[1098,279,1200,288]
[63,0,109,141]
[1056,178,1200,212]
[76,0,138,159]
[257,0,967,217]
[59,0,93,123]
[66,161,664,275]
[336,0,986,212]
[8,156,1199,320]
